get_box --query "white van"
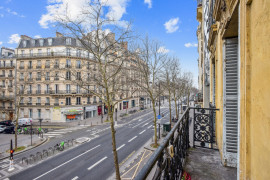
[18,118,32,126]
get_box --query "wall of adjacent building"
[239,0,270,179]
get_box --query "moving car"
[0,125,6,133]
[3,125,15,134]
[18,118,32,126]
[0,120,13,126]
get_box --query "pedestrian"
[172,117,174,122]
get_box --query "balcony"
[54,65,59,68]
[0,64,15,69]
[28,66,33,69]
[19,78,24,81]
[134,107,237,180]
[0,95,14,101]
[65,65,71,68]
[45,65,50,69]
[36,103,41,105]
[0,74,5,78]
[16,52,92,59]
[44,90,52,94]
[36,78,41,81]
[19,66,24,69]
[76,66,82,69]
[87,101,91,104]
[54,103,59,106]
[27,102,32,105]
[45,103,50,106]
[8,74,13,78]
[0,85,5,88]
[45,77,50,81]
[36,90,41,94]
[27,90,33,94]
[27,78,34,82]
[36,65,41,69]
[54,77,59,80]
[19,103,24,106]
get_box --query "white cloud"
[34,35,42,39]
[158,46,169,54]
[164,17,179,33]
[184,43,198,48]
[2,8,25,18]
[0,42,2,45]
[144,0,152,8]
[8,34,20,44]
[0,14,3,18]
[39,0,130,29]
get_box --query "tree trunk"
[14,105,20,149]
[174,98,178,120]
[151,100,158,146]
[168,94,172,125]
[109,110,121,180]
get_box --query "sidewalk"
[0,134,46,159]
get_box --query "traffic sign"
[157,115,161,119]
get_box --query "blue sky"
[0,0,199,87]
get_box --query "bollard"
[22,157,28,165]
[36,152,42,160]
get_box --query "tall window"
[29,109,33,118]
[76,72,81,80]
[37,84,41,91]
[47,48,51,55]
[45,60,50,68]
[55,98,59,105]
[31,39,35,46]
[66,38,71,45]
[55,60,59,68]
[46,97,50,104]
[76,97,81,105]
[37,97,41,104]
[23,40,27,47]
[66,71,70,79]
[48,38,52,46]
[55,84,59,93]
[37,72,41,80]
[66,97,71,105]
[66,84,71,93]
[20,61,24,68]
[46,72,50,80]
[66,59,71,68]
[76,85,80,93]
[66,48,71,56]
[29,72,32,79]
[76,60,81,68]
[38,109,41,118]
[46,84,49,93]
[39,39,44,46]
[21,50,25,57]
[87,97,91,103]
[37,60,41,68]
[28,85,32,93]
[30,49,33,56]
[76,49,81,57]
[38,49,42,56]
[28,97,32,104]
[55,71,59,80]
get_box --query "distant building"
[0,47,16,120]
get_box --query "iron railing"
[135,108,190,180]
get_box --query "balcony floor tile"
[184,148,237,180]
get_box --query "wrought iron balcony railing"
[135,109,190,180]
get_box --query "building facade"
[15,33,144,122]
[0,47,16,121]
[197,0,270,179]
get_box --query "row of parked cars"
[0,118,33,134]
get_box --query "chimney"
[107,33,115,42]
[20,35,32,40]
[56,32,63,37]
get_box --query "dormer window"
[31,39,35,46]
[76,39,81,46]
[66,38,71,45]
[39,39,44,46]
[23,40,27,48]
[48,38,52,46]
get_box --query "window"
[66,48,71,56]
[66,71,71,80]
[37,72,41,79]
[66,38,71,45]
[76,97,81,105]
[38,49,42,56]
[9,70,12,76]
[37,97,41,103]
[66,59,71,68]
[45,60,50,68]
[93,96,96,103]
[87,73,91,80]
[30,49,33,56]
[37,84,41,91]
[46,97,50,104]
[28,97,32,103]
[76,49,81,57]
[20,61,24,68]
[46,72,50,80]
[28,85,32,93]
[20,97,24,103]
[37,60,41,68]
[21,50,25,57]
[66,84,71,93]
[9,80,12,86]
[20,85,24,92]
[87,97,91,104]
[46,84,49,92]
[47,48,51,55]
[38,109,41,118]
[2,70,5,76]
[55,84,59,93]
[10,60,13,66]
[55,60,59,68]
[28,61,32,68]
[87,85,90,93]
[55,98,59,104]
[31,39,35,46]
[29,109,33,118]
[76,39,81,46]
[66,97,71,105]
[2,80,5,86]
[76,60,81,68]
[55,72,59,80]
[76,72,81,80]
[76,85,80,93]
[48,38,52,46]
[23,40,27,47]
[87,62,90,69]
[39,39,44,46]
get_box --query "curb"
[0,137,48,161]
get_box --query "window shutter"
[223,38,238,167]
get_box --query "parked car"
[3,125,15,134]
[0,125,6,133]
[0,120,13,126]
[18,118,32,126]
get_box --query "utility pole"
[159,82,160,116]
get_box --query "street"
[3,103,177,180]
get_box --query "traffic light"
[10,149,14,159]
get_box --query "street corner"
[120,149,153,179]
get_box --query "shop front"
[85,106,97,119]
[61,107,83,122]
[123,101,129,109]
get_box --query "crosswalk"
[43,126,89,138]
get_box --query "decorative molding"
[246,0,252,5]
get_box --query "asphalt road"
[8,103,177,180]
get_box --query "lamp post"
[38,118,43,138]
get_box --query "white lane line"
[142,123,149,127]
[138,119,142,121]
[147,125,152,129]
[128,136,137,142]
[87,156,108,171]
[139,130,146,134]
[33,145,101,180]
[116,144,126,151]
[71,176,79,180]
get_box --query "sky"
[0,0,199,87]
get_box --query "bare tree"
[170,58,181,119]
[54,1,135,179]
[132,35,168,147]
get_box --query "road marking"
[138,119,142,121]
[117,144,126,151]
[147,125,152,129]
[139,130,146,134]
[142,123,149,127]
[128,136,137,142]
[71,176,79,180]
[33,145,100,180]
[87,156,108,171]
